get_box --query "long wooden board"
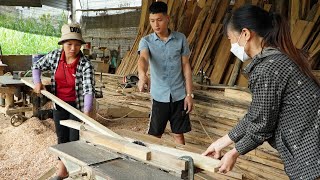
[21,77,124,139]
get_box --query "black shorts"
[148,98,191,136]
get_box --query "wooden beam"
[21,78,124,139]
[80,129,151,161]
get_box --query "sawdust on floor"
[0,109,175,179]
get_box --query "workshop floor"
[0,111,172,179]
[0,114,56,179]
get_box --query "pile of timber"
[116,0,320,88]
[94,73,289,180]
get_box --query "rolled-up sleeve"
[233,72,281,155]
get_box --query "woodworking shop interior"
[0,0,320,180]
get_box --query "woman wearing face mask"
[202,5,320,180]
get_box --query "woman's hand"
[202,140,223,159]
[218,148,240,173]
[33,83,45,94]
[202,134,234,159]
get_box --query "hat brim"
[58,34,86,45]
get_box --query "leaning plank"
[60,120,98,133]
[21,77,124,139]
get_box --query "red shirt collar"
[60,51,80,68]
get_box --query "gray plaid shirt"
[228,47,320,180]
[32,49,95,111]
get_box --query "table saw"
[49,141,184,180]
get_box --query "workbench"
[49,141,182,180]
[0,75,32,116]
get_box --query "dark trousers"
[53,101,81,144]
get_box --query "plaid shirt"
[32,49,95,111]
[228,47,320,180]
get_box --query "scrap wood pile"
[95,73,288,180]
[116,0,320,88]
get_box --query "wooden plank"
[114,130,222,174]
[80,129,188,173]
[80,130,151,161]
[60,120,98,133]
[21,77,124,139]
[223,63,234,85]
[209,37,232,84]
[187,6,210,51]
[193,23,220,74]
[295,21,315,49]
[235,60,250,87]
[146,143,220,173]
[190,0,218,68]
[290,0,300,32]
[291,20,308,45]
[228,58,242,86]
[224,89,252,103]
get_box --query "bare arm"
[182,56,193,113]
[137,49,150,92]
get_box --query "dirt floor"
[0,113,57,179]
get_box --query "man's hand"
[138,75,149,92]
[184,96,193,113]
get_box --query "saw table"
[0,76,32,121]
[49,141,183,180]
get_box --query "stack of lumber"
[94,73,289,180]
[116,0,320,88]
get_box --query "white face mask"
[230,33,250,62]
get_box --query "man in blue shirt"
[137,1,193,145]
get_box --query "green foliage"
[0,27,60,55]
[0,12,67,37]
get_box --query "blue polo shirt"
[138,31,190,103]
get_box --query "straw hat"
[58,23,86,45]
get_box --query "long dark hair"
[228,5,320,86]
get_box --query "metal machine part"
[179,156,195,180]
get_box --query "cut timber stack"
[116,0,320,87]
[94,74,289,180]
